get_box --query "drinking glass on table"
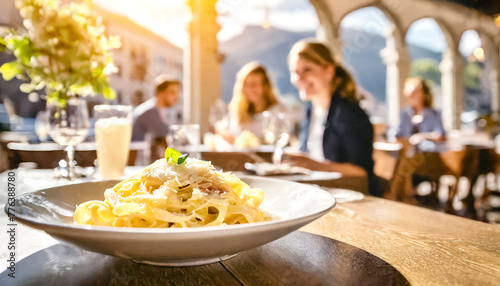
[94,105,133,180]
[208,99,230,139]
[35,110,49,142]
[209,99,227,128]
[47,98,90,180]
[167,124,201,157]
[262,111,292,164]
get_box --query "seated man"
[132,74,181,141]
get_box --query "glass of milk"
[94,105,133,179]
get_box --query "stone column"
[439,47,464,130]
[309,0,343,62]
[317,26,343,61]
[488,42,500,120]
[380,24,409,129]
[184,0,221,135]
[491,68,500,121]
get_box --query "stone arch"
[404,17,462,129]
[336,3,408,127]
[338,3,406,51]
[303,0,499,129]
[457,29,497,67]
[480,33,500,117]
[337,6,392,118]
[405,17,457,51]
[308,0,341,59]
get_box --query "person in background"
[217,62,285,143]
[132,74,181,141]
[394,77,445,145]
[284,39,380,197]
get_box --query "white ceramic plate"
[7,176,336,266]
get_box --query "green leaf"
[165,148,181,164]
[102,85,116,99]
[164,148,188,165]
[178,153,189,165]
[0,61,22,81]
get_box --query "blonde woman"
[395,77,445,145]
[219,62,285,143]
[285,39,380,197]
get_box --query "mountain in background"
[220,25,442,103]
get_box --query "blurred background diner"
[394,77,446,147]
[1,0,500,225]
[285,40,380,197]
[213,61,290,145]
[132,74,181,142]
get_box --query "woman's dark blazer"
[298,91,380,196]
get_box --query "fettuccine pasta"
[74,157,272,228]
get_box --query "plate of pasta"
[9,152,336,266]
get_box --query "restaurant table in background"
[6,141,149,169]
[177,144,276,165]
[175,145,369,193]
[1,169,499,285]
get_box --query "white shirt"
[228,103,287,140]
[307,108,328,161]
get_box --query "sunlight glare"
[94,0,188,48]
[473,47,485,62]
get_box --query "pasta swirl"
[74,158,271,228]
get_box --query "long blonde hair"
[288,40,358,102]
[229,62,278,123]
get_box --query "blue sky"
[95,0,481,56]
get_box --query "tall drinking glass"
[167,124,201,157]
[35,110,49,142]
[209,99,229,132]
[47,98,90,180]
[262,112,291,164]
[94,105,133,180]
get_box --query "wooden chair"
[470,149,499,220]
[372,142,403,197]
[389,143,481,213]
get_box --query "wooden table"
[1,169,499,285]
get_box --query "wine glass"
[46,98,90,180]
[262,111,292,164]
[209,99,229,132]
[167,124,201,158]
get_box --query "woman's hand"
[214,125,235,144]
[282,152,367,177]
[408,132,445,145]
[282,153,330,171]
